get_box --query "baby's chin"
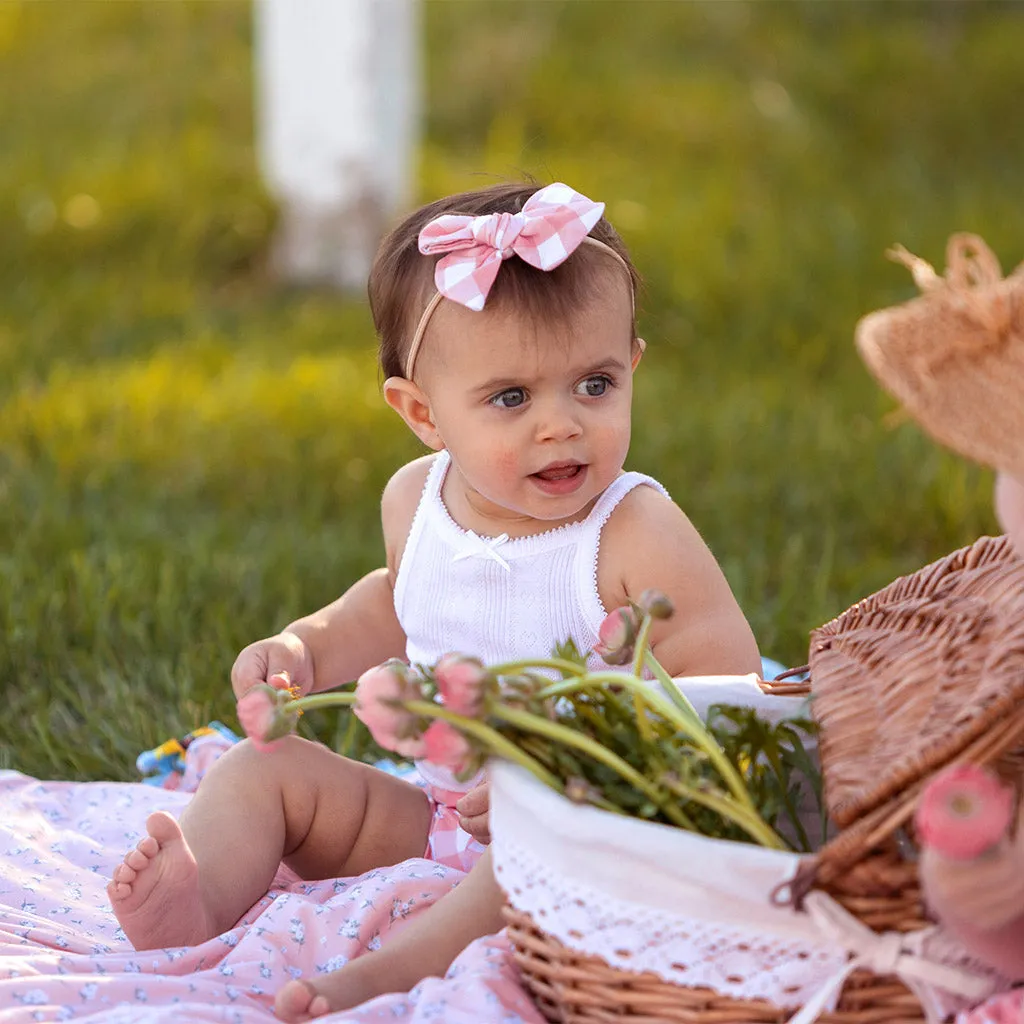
[994,472,1024,558]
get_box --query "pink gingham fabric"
[417,182,605,312]
[423,781,487,872]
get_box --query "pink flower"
[354,660,425,756]
[593,606,639,665]
[422,720,474,777]
[435,654,487,718]
[915,764,1015,860]
[237,683,298,749]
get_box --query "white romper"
[392,449,670,871]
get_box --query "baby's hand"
[230,631,314,700]
[456,782,491,845]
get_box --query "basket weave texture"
[855,234,1024,481]
[810,533,1024,830]
[505,534,1024,1024]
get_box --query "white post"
[254,0,419,290]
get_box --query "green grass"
[0,1,1018,780]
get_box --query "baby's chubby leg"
[275,847,506,1022]
[107,736,431,951]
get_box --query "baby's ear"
[630,337,646,371]
[383,377,443,450]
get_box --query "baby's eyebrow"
[471,375,524,397]
[580,357,628,376]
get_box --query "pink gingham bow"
[417,182,605,312]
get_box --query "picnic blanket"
[0,770,543,1023]
[1,764,1016,1024]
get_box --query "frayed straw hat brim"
[855,233,1024,481]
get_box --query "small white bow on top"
[452,531,511,573]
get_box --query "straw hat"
[855,233,1024,481]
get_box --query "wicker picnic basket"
[499,533,1024,1024]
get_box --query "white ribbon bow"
[786,892,997,1024]
[452,531,511,573]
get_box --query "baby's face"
[995,472,1024,557]
[416,276,637,529]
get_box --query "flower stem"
[535,672,757,815]
[643,650,703,729]
[282,691,564,793]
[288,691,358,712]
[403,700,564,793]
[487,657,587,678]
[658,776,786,849]
[630,614,655,743]
[491,704,696,830]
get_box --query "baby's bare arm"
[598,486,761,678]
[285,567,407,693]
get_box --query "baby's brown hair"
[368,182,641,380]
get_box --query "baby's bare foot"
[275,958,390,1022]
[107,811,217,950]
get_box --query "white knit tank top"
[393,450,670,672]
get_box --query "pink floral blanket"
[3,769,1018,1024]
[0,770,544,1023]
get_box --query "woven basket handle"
[774,704,1024,908]
[758,665,811,697]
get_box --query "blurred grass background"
[1,1,1020,781]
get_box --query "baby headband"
[404,182,634,380]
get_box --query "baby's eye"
[489,387,527,409]
[575,375,612,398]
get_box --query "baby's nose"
[535,399,583,441]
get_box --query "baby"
[106,181,761,1020]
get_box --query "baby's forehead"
[426,290,633,379]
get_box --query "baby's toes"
[106,878,131,902]
[136,835,159,859]
[275,980,317,1022]
[125,847,152,872]
[308,994,332,1018]
[113,862,138,885]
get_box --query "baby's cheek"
[492,447,522,481]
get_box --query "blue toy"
[137,721,239,787]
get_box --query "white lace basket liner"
[490,676,1003,1024]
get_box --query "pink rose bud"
[422,720,474,777]
[354,659,424,755]
[434,654,488,718]
[237,683,299,749]
[916,764,1015,860]
[638,589,674,620]
[593,606,639,666]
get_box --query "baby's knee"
[215,734,315,778]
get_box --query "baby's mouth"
[532,462,584,482]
